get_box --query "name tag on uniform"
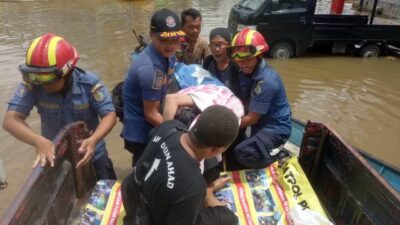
[74,103,89,110]
[38,101,61,109]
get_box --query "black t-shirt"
[203,55,242,101]
[136,120,207,225]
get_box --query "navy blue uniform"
[7,68,116,179]
[122,44,176,162]
[234,60,292,169]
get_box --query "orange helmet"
[230,28,269,60]
[19,33,79,85]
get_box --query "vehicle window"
[271,0,307,12]
[238,0,267,11]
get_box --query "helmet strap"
[58,75,72,98]
[60,60,75,77]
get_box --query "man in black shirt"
[122,105,239,225]
[203,27,242,100]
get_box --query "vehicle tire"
[270,42,294,59]
[359,45,381,57]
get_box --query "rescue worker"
[122,8,185,165]
[229,28,292,169]
[122,105,239,225]
[180,8,211,65]
[2,33,117,180]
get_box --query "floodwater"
[0,0,399,218]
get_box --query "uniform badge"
[252,80,264,96]
[166,16,176,28]
[152,70,166,90]
[91,82,105,102]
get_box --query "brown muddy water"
[0,0,399,217]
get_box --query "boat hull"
[298,121,400,225]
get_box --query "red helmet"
[25,33,79,70]
[19,33,79,85]
[230,28,269,59]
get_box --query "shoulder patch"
[91,82,103,93]
[152,70,166,90]
[91,82,105,102]
[252,80,264,96]
[93,89,105,102]
[15,83,30,98]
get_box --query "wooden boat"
[289,119,400,193]
[288,119,400,225]
[1,120,399,225]
[0,122,96,225]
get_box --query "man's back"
[122,106,240,225]
[131,121,206,225]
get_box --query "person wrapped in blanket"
[163,84,244,183]
[122,105,239,225]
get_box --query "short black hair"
[175,107,201,127]
[189,105,239,148]
[181,8,202,26]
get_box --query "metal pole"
[369,0,379,24]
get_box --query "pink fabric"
[179,84,244,123]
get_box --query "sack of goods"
[215,156,333,225]
[80,180,125,225]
